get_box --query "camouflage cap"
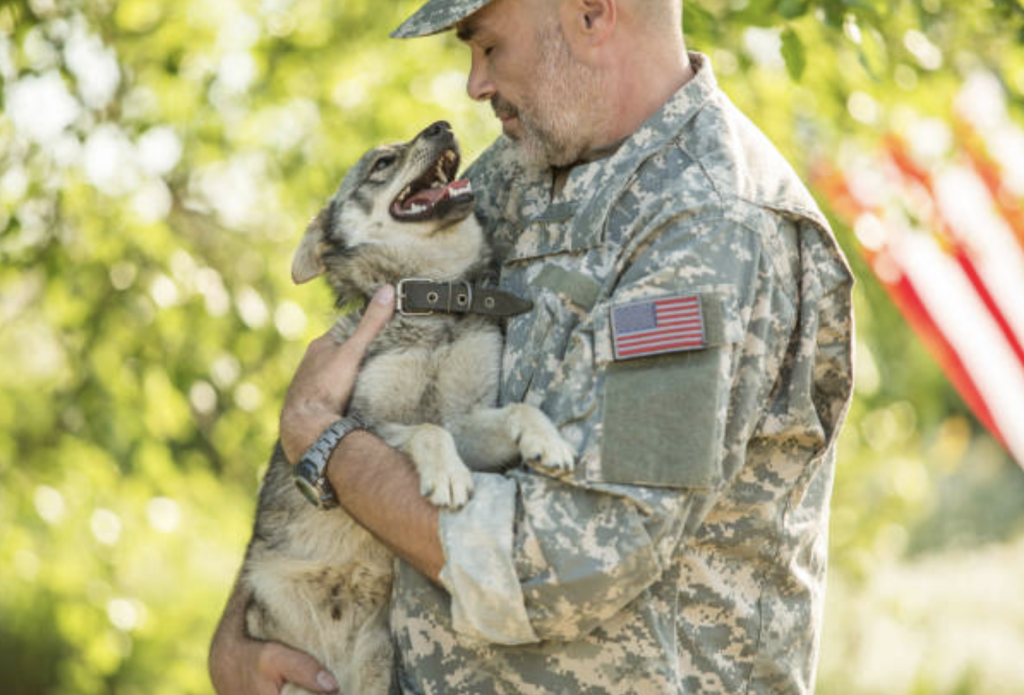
[391,0,497,39]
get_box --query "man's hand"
[209,579,341,695]
[279,285,395,463]
[209,632,341,695]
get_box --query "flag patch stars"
[611,294,706,360]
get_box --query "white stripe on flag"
[934,166,1024,352]
[896,228,1024,465]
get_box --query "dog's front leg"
[376,422,474,508]
[448,404,576,475]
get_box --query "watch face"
[294,461,324,508]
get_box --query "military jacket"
[390,54,854,694]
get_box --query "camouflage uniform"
[389,53,854,694]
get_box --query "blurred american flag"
[815,71,1024,469]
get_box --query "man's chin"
[504,119,581,170]
[500,117,522,141]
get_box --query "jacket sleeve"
[438,467,697,644]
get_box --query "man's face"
[458,0,608,169]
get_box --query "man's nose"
[466,53,495,102]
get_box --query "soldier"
[210,0,854,693]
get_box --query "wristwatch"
[292,415,366,510]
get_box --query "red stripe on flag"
[617,334,705,350]
[618,324,702,341]
[617,339,705,358]
[880,262,1006,445]
[950,248,1024,368]
[885,135,1024,369]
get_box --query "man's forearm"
[327,430,445,582]
[275,289,444,582]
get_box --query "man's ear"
[291,205,330,284]
[565,0,616,45]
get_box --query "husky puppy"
[240,122,574,695]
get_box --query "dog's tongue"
[403,178,472,210]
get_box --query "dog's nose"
[424,121,451,139]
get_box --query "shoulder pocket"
[592,289,740,490]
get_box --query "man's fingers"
[260,642,339,694]
[342,284,395,357]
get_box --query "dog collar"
[395,278,533,318]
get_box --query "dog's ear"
[291,205,331,284]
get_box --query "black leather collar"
[395,278,533,318]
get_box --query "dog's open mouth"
[390,148,474,222]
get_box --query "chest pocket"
[499,209,603,407]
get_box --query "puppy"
[240,121,575,695]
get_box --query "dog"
[239,121,575,695]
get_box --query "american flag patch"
[611,294,706,360]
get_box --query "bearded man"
[210,0,854,693]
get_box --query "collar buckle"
[395,278,434,316]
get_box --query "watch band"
[293,415,366,509]
[395,278,533,317]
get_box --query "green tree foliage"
[2,0,1023,693]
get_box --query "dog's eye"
[372,155,396,172]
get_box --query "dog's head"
[292,121,480,285]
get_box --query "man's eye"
[483,46,494,57]
[373,155,396,172]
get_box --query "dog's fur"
[240,123,574,695]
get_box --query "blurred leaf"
[781,26,807,81]
[777,0,809,20]
[858,26,889,81]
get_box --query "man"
[210,0,854,693]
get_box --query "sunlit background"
[2,0,1024,693]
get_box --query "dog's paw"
[520,428,576,474]
[510,405,576,474]
[400,424,475,509]
[418,455,475,509]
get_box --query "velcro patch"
[611,294,706,360]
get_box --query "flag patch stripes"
[611,294,706,360]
